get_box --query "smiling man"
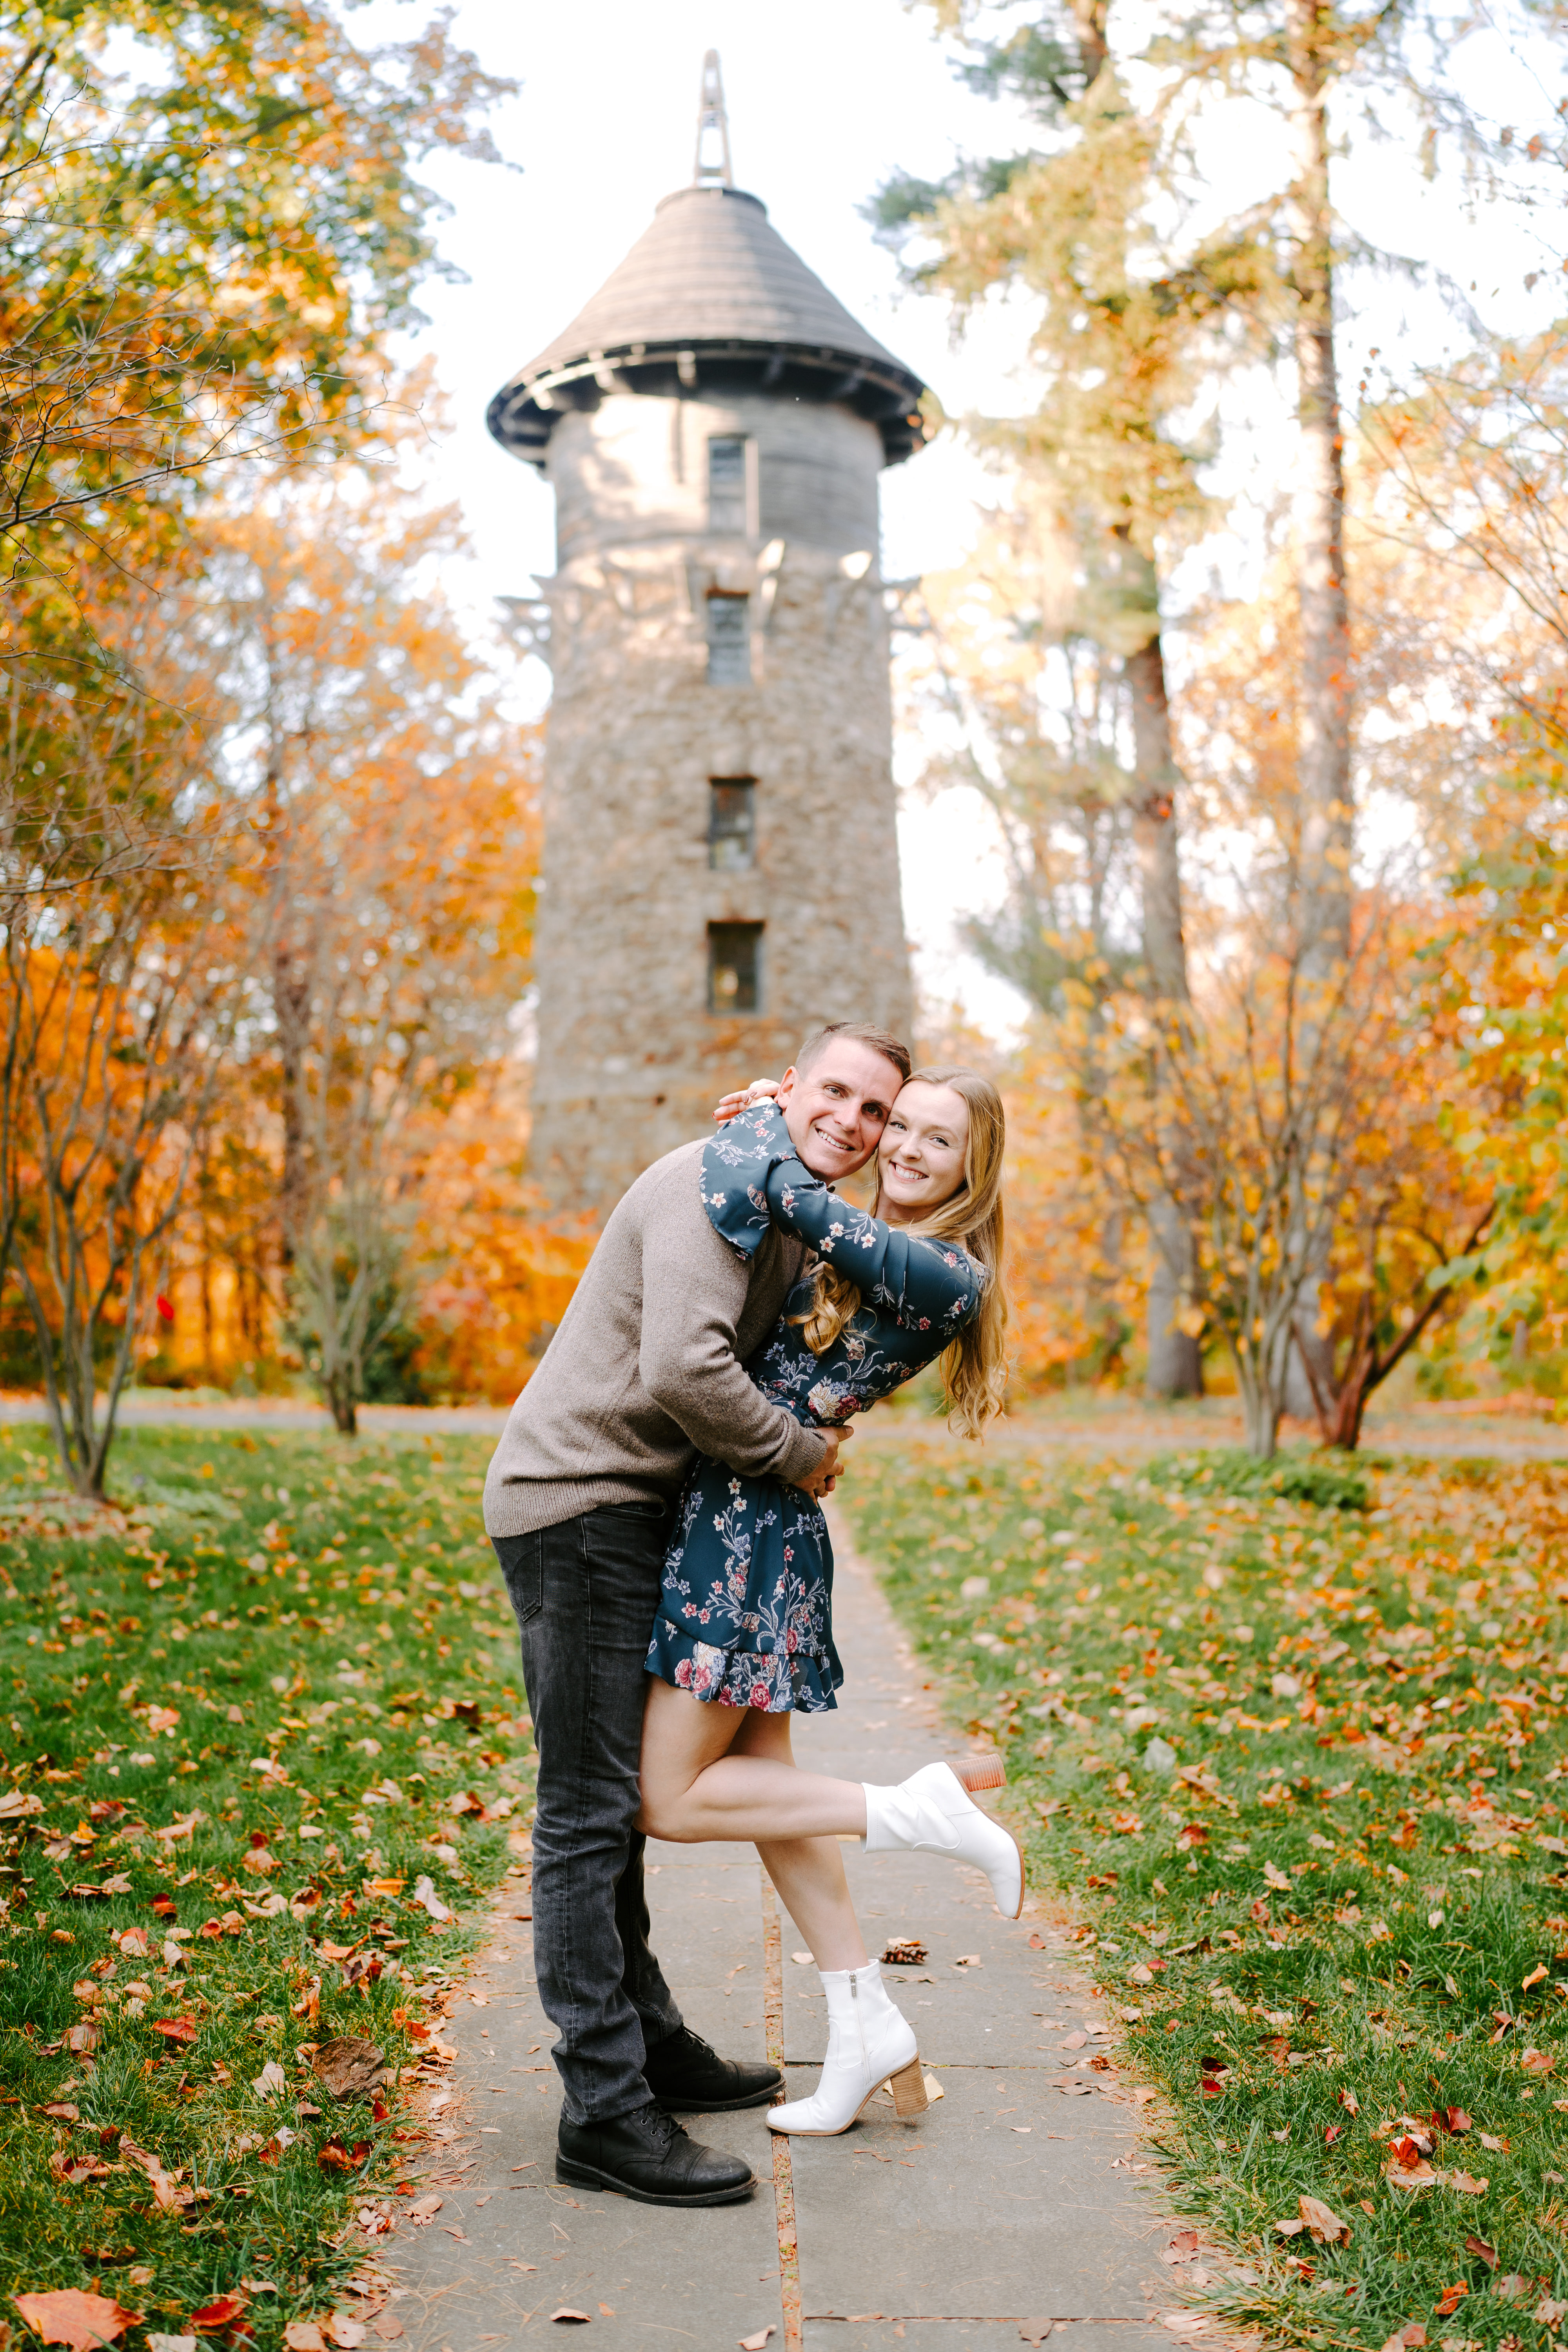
[483,1020,909,2209]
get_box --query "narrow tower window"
[708,778,756,870]
[708,922,762,1014]
[706,592,750,685]
[707,435,749,534]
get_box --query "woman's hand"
[711,1076,782,1125]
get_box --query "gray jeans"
[493,1500,684,2124]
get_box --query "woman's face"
[876,1080,970,1225]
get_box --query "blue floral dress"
[645,1101,983,1712]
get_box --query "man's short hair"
[793,1021,911,1087]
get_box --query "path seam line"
[761,1871,804,2352]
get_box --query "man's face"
[776,1041,904,1182]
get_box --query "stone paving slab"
[802,2325,1174,2352]
[789,2067,1164,2319]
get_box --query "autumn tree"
[2,0,511,604]
[200,461,540,1433]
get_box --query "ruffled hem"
[646,1613,842,1715]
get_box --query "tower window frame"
[708,921,763,1016]
[706,590,751,685]
[706,433,753,535]
[708,777,757,871]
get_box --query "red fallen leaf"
[1176,1824,1209,1850]
[1435,2284,1469,2318]
[150,1896,177,1919]
[370,2098,390,2122]
[1432,2106,1472,2135]
[13,2289,141,2348]
[149,2016,199,2045]
[1325,2125,1343,2144]
[191,2292,249,2332]
[154,1294,174,1323]
[1391,2136,1425,2169]
[316,2139,370,2174]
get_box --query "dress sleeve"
[700,1100,983,1336]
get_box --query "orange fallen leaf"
[1521,2047,1555,2075]
[13,2292,140,2349]
[191,2292,249,2332]
[148,2017,199,2045]
[1435,2284,1468,2318]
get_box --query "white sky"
[366,0,1567,1040]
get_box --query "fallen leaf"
[922,2073,944,2101]
[252,2061,287,2099]
[1494,2275,1531,2303]
[1448,2173,1489,2196]
[371,2325,403,2345]
[1386,2157,1439,2190]
[1522,1965,1548,1991]
[739,2332,775,2352]
[409,1875,452,1923]
[312,2038,387,2100]
[1520,2048,1555,2075]
[879,1938,926,1966]
[1535,2299,1568,2328]
[190,2294,248,2333]
[1478,2134,1510,2153]
[1432,2106,1472,2136]
[549,2314,591,2327]
[283,2328,325,2352]
[1019,2329,1053,2349]
[953,1953,982,1967]
[1162,2234,1201,2266]
[1436,2289,1471,2322]
[1465,2238,1498,2270]
[13,2291,140,2349]
[1338,2088,1360,2114]
[148,2338,197,2352]
[406,2194,442,2223]
[317,2140,369,2174]
[149,2017,199,2046]
[1299,2196,1351,2245]
[118,2137,182,2210]
[327,2323,366,2349]
[1158,2317,1210,2337]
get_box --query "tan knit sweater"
[482,1139,829,1539]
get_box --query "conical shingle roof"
[487,184,927,469]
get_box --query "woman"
[637,1066,1019,2136]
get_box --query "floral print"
[646,1102,983,1713]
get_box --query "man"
[485,1021,911,2207]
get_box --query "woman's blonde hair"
[793,1064,1010,1439]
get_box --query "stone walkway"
[374,1515,1183,2352]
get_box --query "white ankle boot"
[766,1960,928,2136]
[862,1759,1024,1918]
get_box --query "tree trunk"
[1285,0,1352,978]
[1124,588,1203,1400]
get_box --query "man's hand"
[712,1076,781,1125]
[792,1423,853,1497]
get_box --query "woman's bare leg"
[638,1675,869,1843]
[637,1679,870,1971]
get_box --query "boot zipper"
[849,1969,866,2065]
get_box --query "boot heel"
[888,2058,929,2118]
[953,1755,1005,1793]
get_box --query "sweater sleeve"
[700,1102,984,1338]
[639,1151,828,1485]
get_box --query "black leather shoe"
[642,2024,784,2113]
[556,2100,755,2207]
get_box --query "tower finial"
[693,49,733,188]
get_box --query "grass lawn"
[0,1423,533,2349]
[844,1443,1568,2352]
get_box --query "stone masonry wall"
[527,395,914,1213]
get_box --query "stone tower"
[487,57,926,1213]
